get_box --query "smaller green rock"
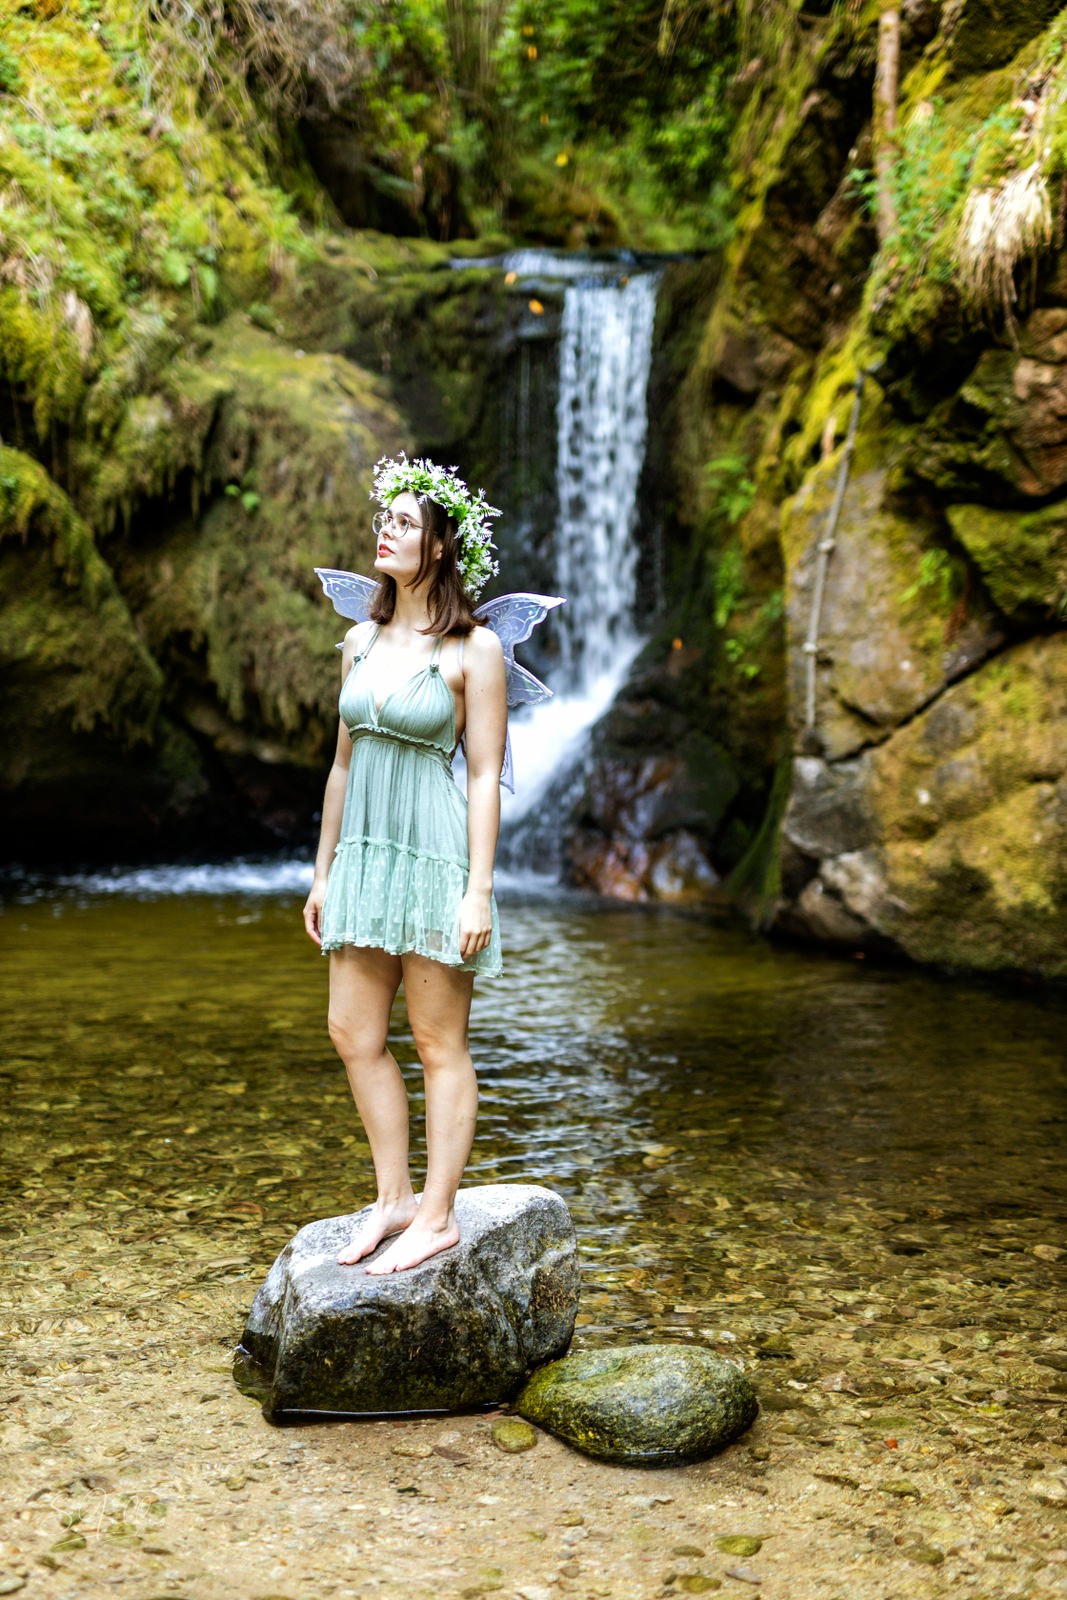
[50,1535,86,1553]
[904,1543,945,1566]
[672,1544,706,1557]
[881,1479,921,1499]
[754,1334,794,1359]
[677,1578,722,1594]
[490,1417,538,1454]
[715,1535,762,1557]
[516,1344,759,1467]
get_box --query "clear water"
[2,871,1064,1375]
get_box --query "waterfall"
[497,256,663,828]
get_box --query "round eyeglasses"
[372,508,423,538]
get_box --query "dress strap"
[356,622,381,661]
[429,633,445,667]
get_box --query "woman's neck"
[389,581,434,638]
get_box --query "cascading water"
[491,253,664,839]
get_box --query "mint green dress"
[320,624,503,977]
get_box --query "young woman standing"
[302,458,507,1275]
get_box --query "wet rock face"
[781,464,1005,761]
[516,1344,759,1466]
[567,753,722,902]
[910,310,1067,503]
[777,635,1067,978]
[237,1185,580,1418]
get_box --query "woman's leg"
[328,944,417,1264]
[365,952,476,1275]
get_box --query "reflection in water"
[2,877,1064,1391]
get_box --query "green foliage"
[722,588,783,680]
[0,40,22,94]
[224,480,261,517]
[705,451,756,527]
[900,548,959,611]
[495,0,736,236]
[713,545,744,630]
[850,99,986,278]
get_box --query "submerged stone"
[236,1184,579,1418]
[515,1344,758,1466]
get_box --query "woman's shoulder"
[465,622,504,662]
[344,619,377,646]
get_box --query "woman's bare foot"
[336,1198,419,1266]
[364,1215,460,1274]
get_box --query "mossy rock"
[515,1344,758,1467]
[945,500,1067,620]
[940,0,1064,76]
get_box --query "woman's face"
[372,491,440,590]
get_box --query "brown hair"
[369,493,478,635]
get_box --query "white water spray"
[501,260,662,825]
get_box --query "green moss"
[945,501,1067,619]
[725,751,793,930]
[0,446,162,760]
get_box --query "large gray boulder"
[236,1184,580,1418]
[516,1344,758,1466]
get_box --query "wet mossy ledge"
[649,2,1067,982]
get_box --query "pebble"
[715,1536,762,1557]
[880,1479,920,1498]
[1030,1477,1067,1507]
[490,1417,538,1454]
[675,1578,722,1594]
[672,1544,706,1557]
[724,1567,761,1585]
[392,1441,434,1459]
[902,1543,944,1565]
[0,1579,25,1597]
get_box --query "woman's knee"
[328,1008,385,1065]
[411,1026,470,1075]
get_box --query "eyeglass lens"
[373,509,422,536]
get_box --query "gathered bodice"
[338,624,456,761]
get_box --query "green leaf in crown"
[371,452,502,602]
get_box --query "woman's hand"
[303,876,328,947]
[459,888,493,960]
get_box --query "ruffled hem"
[319,833,503,977]
[320,931,502,978]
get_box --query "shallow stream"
[3,873,1066,1352]
[1,870,1065,1597]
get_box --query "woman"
[302,457,507,1275]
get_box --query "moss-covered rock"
[781,457,1004,759]
[939,0,1065,77]
[776,635,1067,978]
[945,500,1067,620]
[515,1344,759,1467]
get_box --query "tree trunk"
[874,7,901,245]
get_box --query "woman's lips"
[377,544,392,557]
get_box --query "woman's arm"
[459,626,507,960]
[302,624,364,946]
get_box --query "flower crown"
[370,452,501,602]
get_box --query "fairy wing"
[314,567,377,620]
[472,593,565,708]
[467,592,565,791]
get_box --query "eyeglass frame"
[372,507,424,538]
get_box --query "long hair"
[369,494,478,635]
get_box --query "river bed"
[1,868,1065,1598]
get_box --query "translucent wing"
[466,591,565,791]
[472,592,565,709]
[314,567,378,651]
